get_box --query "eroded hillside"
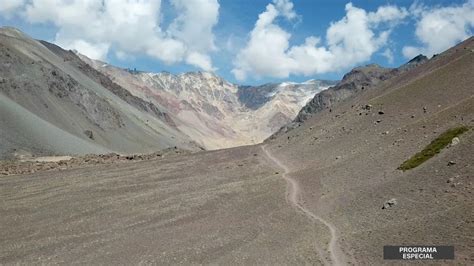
[265,36,474,264]
[0,27,199,160]
[0,27,335,158]
[79,55,335,149]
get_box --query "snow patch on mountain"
[78,53,337,149]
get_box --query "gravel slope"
[0,27,197,159]
[265,36,474,264]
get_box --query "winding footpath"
[261,145,345,266]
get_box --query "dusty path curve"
[261,145,345,266]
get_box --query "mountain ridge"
[0,26,335,158]
[272,53,430,137]
[77,49,335,149]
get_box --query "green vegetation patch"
[398,125,469,171]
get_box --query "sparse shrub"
[398,125,469,171]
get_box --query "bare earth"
[262,145,346,265]
[1,36,473,265]
[0,146,331,264]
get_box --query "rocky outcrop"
[0,147,190,176]
[273,56,429,137]
[80,55,337,149]
[0,27,198,159]
[40,41,176,128]
[238,80,337,110]
[237,83,279,110]
[296,64,394,123]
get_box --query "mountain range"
[0,26,335,159]
[0,25,473,264]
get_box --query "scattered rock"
[83,130,94,140]
[382,131,389,135]
[378,111,384,115]
[376,120,382,123]
[423,106,427,113]
[336,156,342,160]
[447,161,456,166]
[411,115,415,118]
[382,198,397,209]
[450,137,460,147]
[363,104,372,110]
[447,177,455,183]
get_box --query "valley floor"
[0,145,333,265]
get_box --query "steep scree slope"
[0,27,198,159]
[265,36,474,264]
[79,55,335,149]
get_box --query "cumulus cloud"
[381,48,394,64]
[403,0,474,58]
[0,0,26,18]
[232,1,408,80]
[1,0,219,70]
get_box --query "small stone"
[447,177,454,183]
[447,161,456,166]
[376,120,382,123]
[450,137,460,147]
[83,130,94,140]
[336,156,342,160]
[378,111,384,115]
[382,198,397,209]
[411,115,415,118]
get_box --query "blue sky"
[1,0,473,85]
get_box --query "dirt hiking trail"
[261,145,346,266]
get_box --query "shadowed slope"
[0,27,198,159]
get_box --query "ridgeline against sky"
[1,0,473,84]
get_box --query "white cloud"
[0,0,26,18]
[403,0,474,58]
[186,52,215,71]
[381,48,394,64]
[58,39,110,61]
[169,0,219,52]
[232,1,408,80]
[1,0,219,71]
[273,0,298,20]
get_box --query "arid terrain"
[0,26,335,159]
[1,27,473,265]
